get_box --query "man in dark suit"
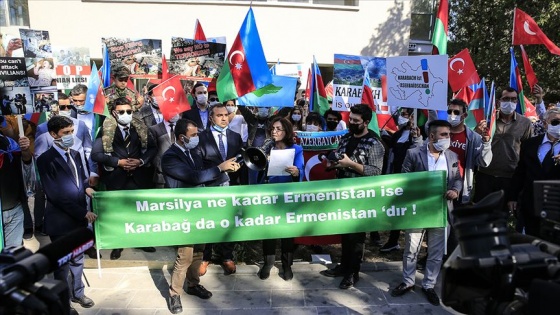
[196,103,243,275]
[508,108,560,237]
[91,97,157,259]
[36,116,97,310]
[182,82,210,131]
[161,119,239,314]
[148,114,179,188]
[135,83,163,127]
[391,120,462,306]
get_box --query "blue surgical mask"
[55,134,74,149]
[213,125,228,133]
[183,135,199,150]
[500,102,516,115]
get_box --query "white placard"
[267,148,295,177]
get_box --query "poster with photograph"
[0,57,32,115]
[170,37,226,79]
[332,54,364,111]
[102,37,162,79]
[19,29,56,87]
[53,46,91,90]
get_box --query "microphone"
[0,228,94,295]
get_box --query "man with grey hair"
[508,107,560,237]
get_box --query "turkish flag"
[194,19,207,41]
[513,8,560,55]
[520,45,538,90]
[153,75,191,121]
[448,48,480,92]
[161,54,170,82]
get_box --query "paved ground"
[23,234,461,315]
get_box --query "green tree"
[448,0,560,102]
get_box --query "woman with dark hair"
[288,105,304,131]
[258,117,304,281]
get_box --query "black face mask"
[326,121,338,130]
[348,123,364,135]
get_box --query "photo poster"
[53,46,91,90]
[170,37,226,80]
[102,37,162,79]
[386,55,448,111]
[363,56,395,119]
[0,57,32,115]
[18,29,56,87]
[332,54,365,112]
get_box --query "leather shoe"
[110,249,123,260]
[391,282,415,297]
[283,267,293,281]
[71,295,94,308]
[320,265,343,278]
[187,284,212,299]
[69,306,79,315]
[168,295,183,314]
[422,287,440,306]
[140,247,156,252]
[339,273,359,289]
[199,261,210,276]
[222,260,236,275]
[85,247,101,259]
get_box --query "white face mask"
[292,114,302,122]
[500,102,516,115]
[169,114,180,124]
[432,138,451,152]
[548,124,560,139]
[398,116,409,127]
[447,114,462,127]
[226,106,237,114]
[209,101,220,107]
[117,113,133,125]
[306,125,319,132]
[196,94,208,105]
[257,108,269,118]
[58,110,72,117]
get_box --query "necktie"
[123,127,131,150]
[185,149,195,166]
[218,133,226,161]
[542,141,556,172]
[169,123,175,143]
[65,152,77,184]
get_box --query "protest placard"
[170,37,226,80]
[53,46,91,90]
[0,57,32,115]
[19,29,55,87]
[102,37,162,79]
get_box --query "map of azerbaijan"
[389,59,444,108]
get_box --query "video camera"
[441,181,560,314]
[0,228,94,315]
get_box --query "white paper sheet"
[267,148,295,177]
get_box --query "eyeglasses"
[58,105,72,111]
[270,127,285,133]
[117,77,129,82]
[117,110,133,115]
[209,97,219,102]
[550,119,560,126]
[447,109,461,115]
[500,97,518,102]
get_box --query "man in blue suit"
[36,116,97,310]
[161,118,239,314]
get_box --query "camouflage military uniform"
[102,84,145,153]
[101,115,149,154]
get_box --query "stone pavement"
[23,235,461,315]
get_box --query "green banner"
[93,171,447,249]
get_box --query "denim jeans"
[2,203,24,247]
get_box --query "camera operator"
[319,104,385,290]
[508,107,560,237]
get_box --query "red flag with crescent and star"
[448,48,480,92]
[512,8,560,55]
[153,75,190,121]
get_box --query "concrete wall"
[8,0,411,65]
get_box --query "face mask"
[548,124,560,139]
[209,101,220,107]
[348,123,364,135]
[183,135,199,150]
[500,102,516,115]
[58,110,72,118]
[398,116,409,127]
[213,125,228,133]
[292,114,302,122]
[117,113,133,125]
[326,121,338,130]
[196,94,208,105]
[169,114,180,124]
[55,134,74,149]
[447,114,462,127]
[433,138,451,152]
[226,106,237,114]
[149,97,159,109]
[306,124,319,132]
[75,106,89,115]
[257,108,269,118]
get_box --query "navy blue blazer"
[195,128,243,186]
[161,144,223,188]
[37,146,89,236]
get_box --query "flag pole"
[511,7,517,45]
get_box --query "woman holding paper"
[258,117,304,281]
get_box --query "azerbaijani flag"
[487,81,497,140]
[458,79,488,130]
[306,56,329,115]
[84,63,109,116]
[217,8,272,101]
[509,47,526,114]
[432,0,448,55]
[101,44,111,88]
